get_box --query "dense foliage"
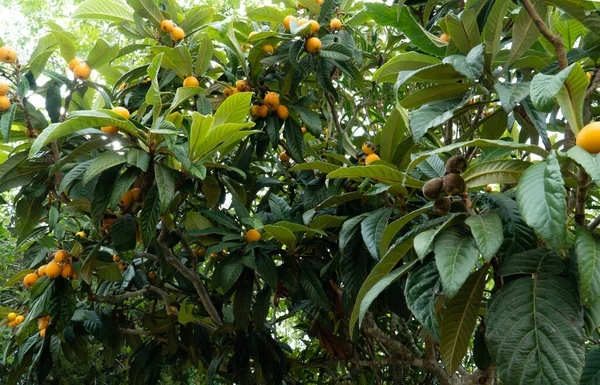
[1,0,600,384]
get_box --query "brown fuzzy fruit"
[445,155,468,174]
[443,173,466,195]
[433,197,452,216]
[422,177,446,201]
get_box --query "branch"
[88,288,149,304]
[325,93,344,134]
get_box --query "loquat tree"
[0,0,600,384]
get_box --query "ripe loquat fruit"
[73,62,91,81]
[76,231,86,238]
[440,33,451,42]
[0,46,17,63]
[245,229,261,243]
[283,15,297,31]
[23,273,39,289]
[309,20,320,34]
[306,37,322,53]
[119,190,134,207]
[7,312,16,322]
[45,261,62,278]
[362,141,375,155]
[101,126,119,135]
[0,81,9,95]
[301,126,307,134]
[118,263,126,270]
[113,255,120,262]
[68,58,81,72]
[160,20,175,33]
[262,44,274,53]
[0,95,10,112]
[365,153,380,164]
[224,87,235,98]
[576,122,600,154]
[171,27,185,41]
[14,315,24,325]
[279,151,290,162]
[264,92,280,111]
[113,106,130,119]
[38,265,46,277]
[277,105,289,120]
[259,105,269,118]
[250,105,262,118]
[61,263,73,279]
[54,250,69,263]
[330,18,342,31]
[236,80,247,91]
[40,328,46,337]
[183,76,200,87]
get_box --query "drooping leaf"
[575,227,600,307]
[434,227,479,298]
[361,208,393,260]
[504,2,547,70]
[465,214,504,262]
[405,258,442,340]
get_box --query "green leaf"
[256,254,277,288]
[440,266,488,373]
[15,196,45,243]
[289,161,340,174]
[486,264,584,384]
[380,106,409,163]
[400,83,472,110]
[140,185,161,246]
[462,159,531,188]
[504,2,547,70]
[349,235,415,335]
[581,348,600,385]
[299,264,330,309]
[373,52,441,83]
[154,164,176,213]
[73,0,134,23]
[354,259,418,329]
[195,35,213,77]
[287,105,322,135]
[83,151,126,184]
[405,139,548,179]
[495,81,531,112]
[380,204,432,255]
[111,214,136,252]
[405,258,442,340]
[516,153,567,252]
[320,43,353,62]
[1,269,35,290]
[212,92,252,127]
[442,44,484,82]
[530,63,574,112]
[247,6,290,23]
[221,256,243,292]
[361,208,393,259]
[0,103,17,143]
[185,212,212,231]
[567,147,600,183]
[410,99,462,141]
[575,227,600,307]
[414,215,459,261]
[129,0,163,26]
[168,86,206,113]
[233,273,253,331]
[483,0,510,64]
[327,165,424,188]
[465,214,503,262]
[126,149,150,172]
[91,166,120,229]
[444,10,481,56]
[86,38,119,69]
[262,225,296,250]
[179,6,214,32]
[555,62,588,134]
[283,118,305,163]
[434,228,479,298]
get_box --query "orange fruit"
[7,312,17,322]
[76,231,86,238]
[68,58,81,71]
[113,255,120,262]
[171,27,185,41]
[148,271,157,280]
[39,319,49,330]
[8,321,15,328]
[576,122,600,154]
[37,265,47,277]
[0,46,17,63]
[183,76,200,87]
[362,141,375,155]
[485,185,493,193]
[309,20,320,34]
[316,0,324,4]
[73,62,91,80]
[101,126,119,134]
[264,92,280,111]
[23,273,39,288]
[160,20,175,33]
[236,80,247,91]
[259,105,269,118]
[279,151,290,162]
[245,229,261,243]
[131,188,141,201]
[54,250,69,263]
[365,153,380,164]
[277,105,289,120]
[224,87,235,98]
[330,18,342,31]
[262,44,274,53]
[46,261,62,278]
[40,329,46,337]
[440,33,451,42]
[119,190,134,207]
[15,315,24,325]
[0,81,10,95]
[112,106,130,119]
[118,264,126,270]
[250,105,262,117]
[283,15,297,31]
[61,263,73,278]
[0,95,10,112]
[306,37,322,53]
[301,126,307,134]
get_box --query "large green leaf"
[361,208,393,259]
[516,153,567,252]
[530,63,574,112]
[380,204,432,254]
[581,349,600,385]
[567,147,600,183]
[434,228,479,298]
[73,0,134,23]
[487,258,585,385]
[327,165,424,188]
[462,159,531,188]
[414,215,460,261]
[444,10,481,56]
[289,161,340,174]
[405,258,442,340]
[440,266,488,373]
[154,164,176,213]
[83,151,126,184]
[373,52,441,83]
[495,81,531,112]
[575,227,600,307]
[410,99,463,142]
[555,62,588,134]
[379,106,409,162]
[482,0,510,65]
[465,214,503,262]
[262,225,296,250]
[504,2,547,70]
[442,44,484,82]
[400,83,472,110]
[195,35,213,77]
[86,38,119,69]
[140,186,161,246]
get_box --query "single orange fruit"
[118,263,127,270]
[277,105,289,120]
[250,105,262,117]
[73,62,91,80]
[301,126,307,134]
[119,190,134,207]
[101,126,119,134]
[245,229,261,243]
[262,44,274,53]
[0,46,17,63]
[576,122,600,154]
[365,153,380,164]
[259,105,269,118]
[224,87,235,98]
[113,255,120,262]
[160,20,175,33]
[236,80,247,91]
[171,27,185,41]
[362,141,375,155]
[54,250,69,263]
[309,20,320,34]
[0,81,8,95]
[0,95,10,112]
[38,265,47,277]
[306,37,322,53]
[485,185,493,193]
[40,329,46,337]
[130,188,141,201]
[23,273,39,288]
[14,315,24,325]
[279,151,290,162]
[61,263,74,278]
[68,58,82,71]
[183,76,200,87]
[440,33,451,42]
[264,92,280,111]
[45,261,62,278]
[283,15,297,31]
[112,106,130,119]
[330,18,342,31]
[7,312,17,321]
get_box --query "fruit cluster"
[113,255,127,271]
[358,141,380,165]
[5,312,24,328]
[68,58,92,81]
[101,106,131,135]
[0,78,11,113]
[250,91,288,120]
[160,19,185,41]
[38,315,50,337]
[422,155,468,215]
[225,79,250,98]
